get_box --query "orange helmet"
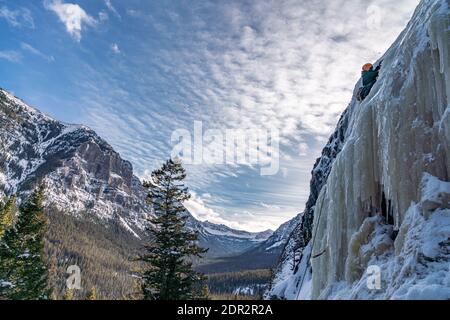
[362,63,373,71]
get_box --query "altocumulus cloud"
[50,0,419,231]
[20,42,55,62]
[0,50,21,63]
[44,0,96,42]
[111,43,120,54]
[0,5,34,28]
[104,0,121,19]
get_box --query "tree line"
[207,269,271,297]
[0,187,50,299]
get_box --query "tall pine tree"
[0,195,16,238]
[0,186,50,300]
[0,195,16,293]
[140,159,208,300]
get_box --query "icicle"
[428,5,450,75]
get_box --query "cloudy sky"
[0,0,419,231]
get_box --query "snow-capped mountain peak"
[201,221,272,241]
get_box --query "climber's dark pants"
[359,81,376,101]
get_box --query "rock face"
[0,88,150,236]
[258,214,302,255]
[268,0,450,300]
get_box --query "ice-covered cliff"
[268,0,450,300]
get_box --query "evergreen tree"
[0,186,50,300]
[0,195,16,296]
[0,195,16,238]
[140,159,208,300]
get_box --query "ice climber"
[357,61,382,102]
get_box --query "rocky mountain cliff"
[267,0,450,300]
[187,219,272,258]
[0,88,150,236]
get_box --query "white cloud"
[44,0,96,42]
[184,192,230,225]
[126,9,140,17]
[98,11,109,22]
[298,143,309,156]
[111,43,120,54]
[20,42,55,62]
[104,0,121,19]
[0,50,21,63]
[0,6,34,28]
[65,0,420,231]
[185,192,289,232]
[260,202,281,210]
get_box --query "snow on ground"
[233,284,267,296]
[0,89,52,121]
[0,281,14,288]
[265,240,284,252]
[119,216,141,239]
[421,173,450,210]
[267,243,312,300]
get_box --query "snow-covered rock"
[268,0,450,300]
[0,88,151,235]
[260,214,302,253]
[186,217,273,258]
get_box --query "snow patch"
[265,240,284,251]
[267,243,312,300]
[119,216,141,239]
